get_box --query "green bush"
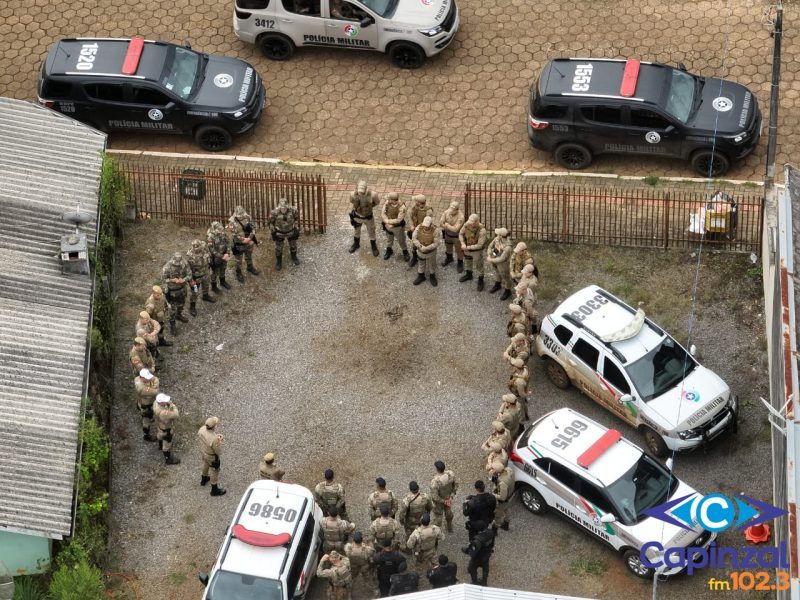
[48,560,103,600]
[12,576,46,600]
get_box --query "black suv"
[527,58,762,177]
[38,37,266,151]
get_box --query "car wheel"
[258,34,295,61]
[544,358,571,390]
[388,43,425,69]
[641,427,669,458]
[519,484,547,515]
[623,548,654,579]
[690,149,730,178]
[555,143,592,170]
[194,125,233,152]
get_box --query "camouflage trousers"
[325,583,352,600]
[349,561,373,581]
[490,261,513,289]
[273,235,298,258]
[232,245,255,271]
[431,502,454,530]
[464,249,485,275]
[157,427,174,452]
[165,287,186,317]
[323,540,346,553]
[443,232,464,258]
[209,259,228,285]
[494,500,510,528]
[201,452,220,485]
[137,400,154,431]
[384,224,408,250]
[353,215,376,240]
[189,275,210,302]
[414,549,438,570]
[416,248,437,276]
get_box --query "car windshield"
[662,69,697,123]
[207,570,282,600]
[606,455,678,525]
[161,46,201,100]
[359,0,397,17]
[624,336,696,401]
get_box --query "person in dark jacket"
[462,521,495,586]
[463,480,496,540]
[427,554,458,588]
[375,538,405,597]
[389,561,419,596]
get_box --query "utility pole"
[764,3,782,191]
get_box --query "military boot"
[477,276,485,291]
[202,293,216,303]
[211,484,227,497]
[500,288,512,301]
[247,265,260,276]
[189,301,197,317]
[430,274,438,287]
[413,273,426,285]
[275,255,283,271]
[383,247,394,260]
[200,475,210,486]
[235,268,245,283]
[459,270,473,283]
[349,237,360,253]
[409,251,418,267]
[169,319,177,336]
[211,282,220,292]
[158,333,173,347]
[178,306,190,322]
[457,259,464,273]
[143,428,157,442]
[489,281,502,294]
[402,249,411,262]
[442,253,454,266]
[164,451,181,465]
[290,251,300,265]
[370,240,379,257]
[220,277,232,290]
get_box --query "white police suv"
[233,0,459,68]
[536,285,737,457]
[199,480,323,600]
[511,407,716,578]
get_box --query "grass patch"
[183,513,196,525]
[569,557,606,576]
[643,175,660,186]
[169,572,188,586]
[179,344,190,353]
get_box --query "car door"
[576,104,627,155]
[574,478,619,547]
[624,106,683,158]
[533,458,580,513]
[568,336,609,409]
[598,353,637,424]
[323,0,378,49]
[123,84,183,134]
[279,0,326,45]
[81,82,127,130]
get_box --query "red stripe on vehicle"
[122,36,145,75]
[620,59,640,97]
[577,429,621,468]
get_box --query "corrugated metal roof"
[0,97,106,539]
[391,583,591,600]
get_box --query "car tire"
[388,42,426,69]
[518,484,547,515]
[690,149,730,178]
[544,358,571,390]
[641,426,669,458]
[258,34,295,61]
[623,548,654,579]
[555,143,592,170]
[194,125,233,152]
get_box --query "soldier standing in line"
[368,477,398,520]
[458,214,487,291]
[206,221,232,292]
[480,421,512,454]
[197,416,226,497]
[258,452,285,481]
[427,555,458,589]
[496,393,523,438]
[486,227,513,300]
[316,551,353,600]
[161,251,191,334]
[380,192,410,262]
[406,514,444,570]
[349,180,380,256]
[411,216,442,287]
[514,281,539,335]
[389,561,419,595]
[144,285,172,347]
[439,200,465,272]
[397,481,434,540]
[430,460,458,532]
[369,505,405,552]
[508,358,531,420]
[491,461,515,531]
[133,368,159,442]
[506,303,529,338]
[405,194,433,267]
[519,263,539,291]
[322,506,355,553]
[462,521,496,586]
[153,393,181,465]
[135,311,160,358]
[344,532,375,583]
[129,337,155,375]
[510,241,535,285]
[375,539,405,598]
[229,205,260,281]
[503,332,531,364]
[186,239,216,316]
[484,442,508,473]
[315,469,348,520]
[269,198,301,270]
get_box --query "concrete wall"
[0,531,51,575]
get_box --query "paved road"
[1,0,797,178]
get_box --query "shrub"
[12,576,46,600]
[48,560,103,600]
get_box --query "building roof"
[0,97,106,539]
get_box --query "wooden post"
[663,192,670,249]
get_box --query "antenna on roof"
[57,43,71,59]
[62,203,93,234]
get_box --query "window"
[544,460,580,492]
[602,359,630,395]
[534,102,567,120]
[554,325,573,345]
[161,46,201,99]
[282,0,321,15]
[130,86,171,106]
[84,83,124,102]
[285,517,314,595]
[577,480,614,514]
[580,105,622,125]
[330,0,367,20]
[237,0,270,7]
[572,339,599,370]
[43,79,72,98]
[630,108,671,130]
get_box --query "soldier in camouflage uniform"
[439,201,465,272]
[344,532,375,582]
[491,461,515,531]
[259,452,285,481]
[405,195,433,267]
[349,180,380,256]
[161,252,191,335]
[407,513,444,570]
[503,332,530,364]
[198,416,226,497]
[508,358,531,420]
[506,303,529,338]
[135,311,161,358]
[481,421,512,454]
[321,506,355,553]
[186,239,215,316]
[369,505,405,552]
[129,337,155,375]
[486,227,513,300]
[510,242,535,285]
[269,198,301,270]
[368,477,398,520]
[519,263,539,291]
[380,192,409,261]
[411,216,442,287]
[430,461,458,532]
[144,285,172,346]
[154,393,180,465]
[515,280,539,334]
[134,368,159,442]
[484,442,508,473]
[315,469,348,519]
[206,221,232,292]
[458,214,487,291]
[229,205,260,281]
[316,551,353,600]
[397,481,434,539]
[496,393,523,437]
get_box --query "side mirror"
[619,394,633,405]
[600,513,617,524]
[664,125,675,134]
[678,62,687,71]
[360,15,374,27]
[688,344,696,356]
[198,573,209,587]
[665,458,674,471]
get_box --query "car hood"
[644,366,730,431]
[687,78,758,136]
[192,56,259,110]
[629,480,704,548]
[391,0,451,26]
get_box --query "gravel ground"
[109,216,770,600]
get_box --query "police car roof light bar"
[231,524,292,548]
[620,59,640,97]
[577,429,621,468]
[121,36,145,75]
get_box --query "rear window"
[237,0,270,7]
[84,83,124,102]
[580,105,622,125]
[531,91,568,120]
[42,79,73,98]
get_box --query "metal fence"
[463,182,764,254]
[119,164,327,233]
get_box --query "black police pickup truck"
[527,58,761,177]
[38,37,266,151]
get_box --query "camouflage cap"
[134,336,145,345]
[205,416,219,428]
[210,220,223,231]
[509,303,523,313]
[328,550,342,561]
[234,205,245,216]
[139,311,150,320]
[514,242,527,253]
[502,393,517,403]
[522,264,535,274]
[152,285,162,293]
[155,393,171,404]
[449,200,460,210]
[515,282,528,293]
[512,332,526,342]
[139,368,154,379]
[263,452,275,462]
[491,461,505,472]
[510,358,525,368]
[412,194,426,204]
[494,227,509,237]
[357,180,367,192]
[278,198,288,208]
[172,251,183,262]
[387,192,399,201]
[489,442,503,452]
[492,420,505,432]
[191,239,204,250]
[422,216,433,227]
[467,213,479,223]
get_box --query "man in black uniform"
[427,554,458,588]
[462,521,495,586]
[389,561,418,596]
[375,538,405,597]
[463,480,496,540]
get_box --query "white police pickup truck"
[233,0,458,68]
[535,285,737,457]
[510,407,716,578]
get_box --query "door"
[568,337,608,408]
[598,354,637,424]
[323,0,378,49]
[123,84,182,134]
[534,458,579,511]
[81,82,127,129]
[576,104,627,155]
[279,0,327,45]
[625,107,682,158]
